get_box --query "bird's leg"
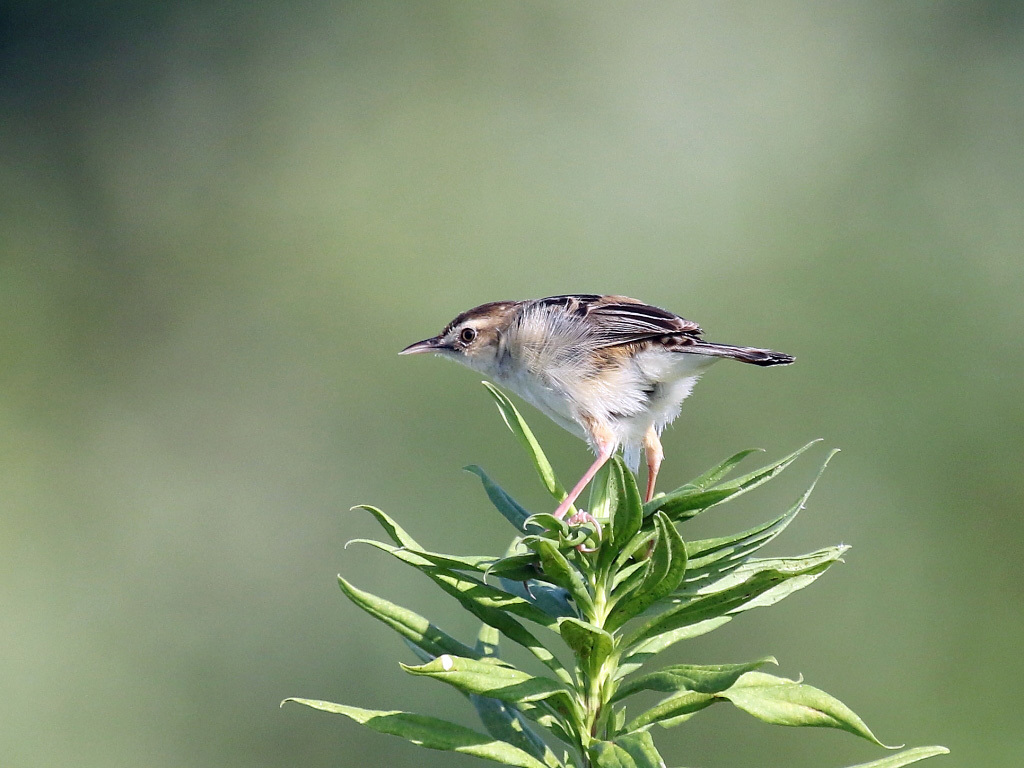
[643,426,664,503]
[553,436,615,521]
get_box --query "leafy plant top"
[286,383,947,768]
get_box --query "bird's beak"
[399,336,447,355]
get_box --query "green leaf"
[469,695,564,768]
[423,568,573,685]
[337,577,479,660]
[683,448,764,491]
[598,456,643,577]
[487,553,542,582]
[483,381,569,504]
[403,654,583,724]
[557,617,614,673]
[531,539,595,617]
[352,505,423,548]
[610,560,647,592]
[606,512,687,631]
[396,648,576,748]
[612,731,664,768]
[624,691,717,732]
[840,746,950,768]
[643,441,823,522]
[283,700,550,768]
[498,578,577,620]
[676,547,849,603]
[476,621,500,658]
[612,657,777,703]
[422,626,562,765]
[351,538,559,628]
[616,619,733,680]
[606,460,638,557]
[523,514,572,538]
[351,538,571,683]
[587,460,614,520]
[684,508,801,587]
[349,542,496,574]
[681,450,840,595]
[465,465,535,532]
[589,740,637,768]
[623,552,842,651]
[590,731,665,768]
[720,671,896,748]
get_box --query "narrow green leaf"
[611,528,658,574]
[683,448,764,490]
[720,671,896,748]
[616,619,733,680]
[676,547,849,603]
[403,625,563,763]
[610,561,647,592]
[624,691,717,732]
[283,700,549,768]
[684,509,800,586]
[841,746,950,768]
[469,694,564,768]
[613,707,626,734]
[352,505,423,548]
[482,381,569,504]
[531,539,596,617]
[682,450,840,593]
[612,731,664,768]
[623,572,780,650]
[337,577,479,660]
[351,538,559,628]
[403,654,582,724]
[587,460,613,521]
[465,465,535,532]
[349,541,496,574]
[351,536,570,683]
[498,578,577,620]
[477,621,500,657]
[606,512,687,631]
[590,732,665,768]
[643,441,823,522]
[424,569,573,685]
[623,554,840,651]
[589,740,638,768]
[608,458,644,558]
[402,549,498,574]
[612,657,777,703]
[487,553,542,582]
[557,617,614,673]
[523,514,572,538]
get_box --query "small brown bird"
[401,294,793,521]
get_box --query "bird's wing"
[535,294,702,348]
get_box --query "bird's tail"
[688,342,794,366]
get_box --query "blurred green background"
[2,2,1021,766]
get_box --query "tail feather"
[688,342,794,366]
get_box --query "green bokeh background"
[3,3,1021,766]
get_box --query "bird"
[400,294,793,522]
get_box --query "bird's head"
[400,301,518,373]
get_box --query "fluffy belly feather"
[493,347,719,471]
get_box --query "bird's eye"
[459,327,477,344]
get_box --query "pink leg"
[643,426,664,503]
[553,441,615,519]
